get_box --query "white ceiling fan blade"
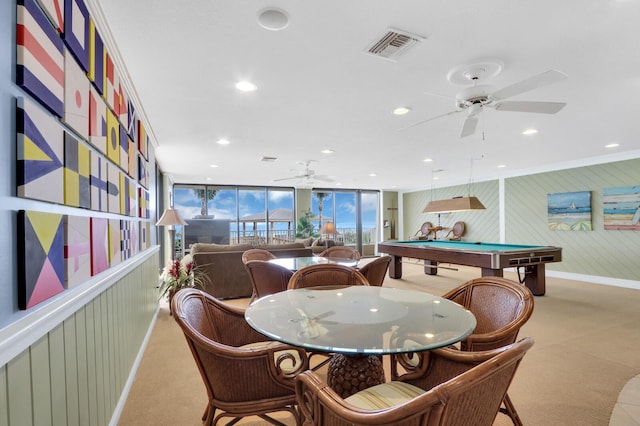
[273,174,305,182]
[494,101,566,114]
[459,116,478,138]
[491,70,568,101]
[397,110,463,131]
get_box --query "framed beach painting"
[547,191,592,231]
[603,186,640,230]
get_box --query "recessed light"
[605,143,620,148]
[236,81,257,92]
[369,173,377,177]
[423,157,433,162]
[209,164,219,168]
[257,8,289,31]
[522,129,538,135]
[321,149,334,154]
[497,164,507,168]
[393,107,411,115]
[216,139,230,145]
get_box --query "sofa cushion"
[190,243,253,254]
[294,237,314,247]
[257,242,306,250]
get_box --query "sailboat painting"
[603,186,640,230]
[547,191,592,231]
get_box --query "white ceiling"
[96,0,640,191]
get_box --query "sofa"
[294,237,344,255]
[185,242,313,299]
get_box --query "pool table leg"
[424,260,438,275]
[388,255,403,278]
[523,265,546,296]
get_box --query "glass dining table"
[245,285,476,398]
[268,256,358,271]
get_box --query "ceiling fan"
[401,69,568,138]
[273,160,334,185]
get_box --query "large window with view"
[311,189,380,256]
[172,185,295,257]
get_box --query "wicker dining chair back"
[172,288,308,426]
[317,246,362,260]
[241,248,276,264]
[357,255,392,286]
[287,264,369,289]
[244,260,293,302]
[296,338,534,426]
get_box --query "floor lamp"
[156,208,187,260]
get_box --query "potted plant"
[159,259,198,315]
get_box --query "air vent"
[261,156,278,162]
[364,28,425,61]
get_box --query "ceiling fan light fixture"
[423,196,486,213]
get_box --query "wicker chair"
[244,259,293,302]
[445,221,465,241]
[241,248,276,264]
[357,255,392,286]
[410,221,435,240]
[287,264,369,289]
[317,246,362,261]
[172,288,309,426]
[392,277,534,426]
[296,337,534,426]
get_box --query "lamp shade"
[156,208,188,226]
[423,196,486,213]
[320,222,336,234]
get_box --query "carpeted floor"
[118,262,640,425]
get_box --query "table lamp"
[319,221,337,250]
[156,208,188,260]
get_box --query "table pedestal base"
[327,354,386,398]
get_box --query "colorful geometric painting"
[64,215,91,288]
[107,163,120,214]
[128,179,137,217]
[88,84,107,155]
[104,50,120,112]
[63,132,90,208]
[603,186,640,230]
[119,125,129,168]
[127,99,137,141]
[108,218,122,267]
[120,220,138,260]
[90,150,107,211]
[138,187,149,219]
[127,138,137,179]
[138,153,149,188]
[18,210,65,310]
[17,97,65,204]
[106,107,120,165]
[63,49,89,139]
[17,0,65,117]
[116,85,128,125]
[88,18,104,95]
[138,119,148,159]
[548,191,592,231]
[63,0,89,72]
[119,173,129,215]
[90,217,108,275]
[140,220,150,251]
[35,0,64,33]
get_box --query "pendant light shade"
[423,196,486,213]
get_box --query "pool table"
[378,240,562,296]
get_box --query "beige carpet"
[118,262,640,425]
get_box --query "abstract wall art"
[140,220,150,251]
[63,49,89,139]
[88,84,107,155]
[17,97,65,204]
[88,18,104,94]
[138,187,149,219]
[548,191,592,231]
[63,0,89,72]
[18,210,65,309]
[104,50,119,112]
[64,215,91,288]
[90,150,108,211]
[63,131,91,208]
[35,0,64,33]
[17,0,65,117]
[603,186,640,230]
[119,125,129,168]
[107,163,120,214]
[108,218,122,267]
[90,217,108,275]
[105,107,120,165]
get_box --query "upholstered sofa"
[294,237,344,255]
[185,242,313,299]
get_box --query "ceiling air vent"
[261,156,278,162]
[364,28,425,61]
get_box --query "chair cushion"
[240,341,303,373]
[345,381,425,410]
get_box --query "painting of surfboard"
[603,185,640,230]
